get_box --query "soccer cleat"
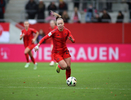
[56,63,60,73]
[34,63,37,70]
[49,61,54,66]
[24,63,30,68]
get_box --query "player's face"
[50,21,55,28]
[57,19,64,31]
[24,22,29,29]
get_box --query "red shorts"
[25,44,35,50]
[53,50,71,62]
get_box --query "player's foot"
[24,63,30,68]
[49,61,54,66]
[56,63,60,73]
[34,63,37,70]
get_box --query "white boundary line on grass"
[0,86,131,90]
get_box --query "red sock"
[25,54,29,63]
[51,53,54,61]
[30,56,36,64]
[58,65,62,69]
[66,68,71,80]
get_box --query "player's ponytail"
[56,16,62,21]
[51,10,63,21]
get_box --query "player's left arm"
[32,29,39,43]
[20,31,25,40]
[68,31,75,43]
[34,31,54,52]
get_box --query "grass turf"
[0,63,131,100]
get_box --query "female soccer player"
[35,11,75,80]
[49,20,57,66]
[20,21,39,70]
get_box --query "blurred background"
[0,0,131,62]
[0,1,131,99]
[1,0,131,23]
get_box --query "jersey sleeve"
[68,30,75,43]
[31,28,37,33]
[39,31,54,45]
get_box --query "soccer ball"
[66,76,77,86]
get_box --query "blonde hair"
[51,11,62,20]
[24,21,29,24]
[56,17,64,22]
[50,20,56,25]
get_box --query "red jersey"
[49,26,57,32]
[49,26,57,44]
[39,27,75,53]
[20,28,37,47]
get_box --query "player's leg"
[24,47,30,68]
[64,57,71,80]
[58,60,68,69]
[50,44,54,66]
[56,60,68,73]
[28,51,35,64]
[54,53,68,73]
[28,51,37,70]
[25,53,29,62]
[55,57,71,79]
[28,44,37,69]
[63,50,72,79]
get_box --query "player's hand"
[34,45,39,52]
[20,34,25,40]
[21,34,25,38]
[68,36,73,41]
[68,36,75,43]
[32,38,35,43]
[22,34,25,37]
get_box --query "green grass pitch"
[0,63,131,100]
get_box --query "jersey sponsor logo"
[56,37,64,40]
[65,33,66,35]
[57,34,59,36]
[48,32,52,37]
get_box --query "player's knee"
[67,66,70,70]
[62,65,68,70]
[24,50,28,54]
[24,51,27,54]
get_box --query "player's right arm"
[20,31,25,40]
[35,32,53,51]
[68,30,75,43]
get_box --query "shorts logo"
[48,32,52,36]
[65,33,66,35]
[57,34,59,36]
[57,58,59,61]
